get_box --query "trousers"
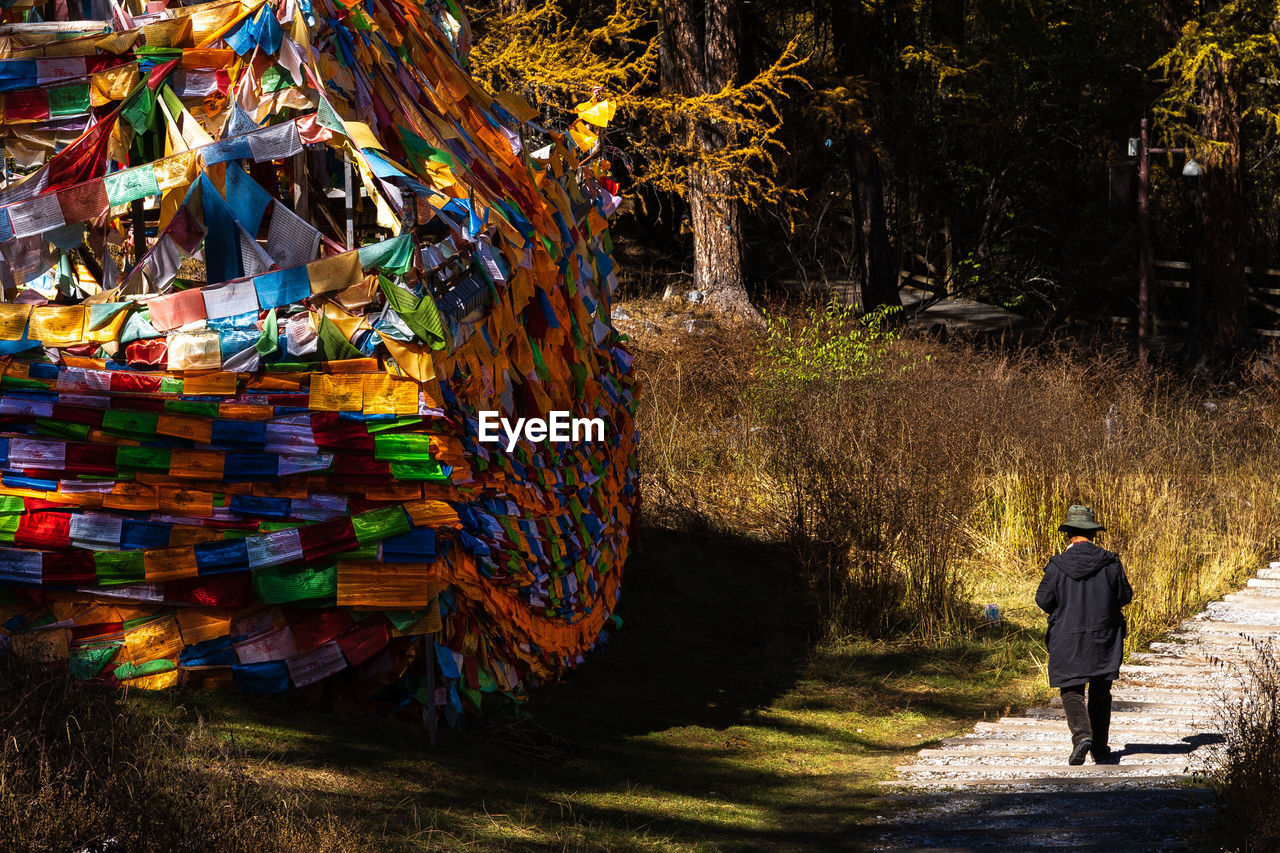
[1060,678,1112,747]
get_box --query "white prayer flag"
[265,202,321,269]
[201,277,260,319]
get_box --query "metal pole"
[343,156,355,250]
[1137,118,1151,368]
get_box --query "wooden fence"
[1110,261,1280,340]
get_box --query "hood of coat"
[1051,541,1114,581]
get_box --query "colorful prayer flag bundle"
[0,0,636,721]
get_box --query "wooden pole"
[131,198,146,267]
[292,150,309,221]
[0,21,108,34]
[422,633,437,748]
[1138,118,1151,369]
[343,156,355,250]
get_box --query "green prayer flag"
[88,303,132,330]
[121,82,160,132]
[95,550,145,586]
[385,605,436,632]
[49,83,90,116]
[260,65,295,93]
[528,335,550,380]
[358,235,414,275]
[2,375,48,390]
[0,495,21,542]
[316,315,365,362]
[372,433,434,461]
[102,409,160,437]
[105,165,160,207]
[114,659,176,680]
[389,460,448,482]
[35,420,90,441]
[255,308,279,357]
[253,563,337,603]
[116,446,172,470]
[351,506,412,544]
[70,644,122,680]
[318,96,344,132]
[378,276,447,349]
[163,399,219,417]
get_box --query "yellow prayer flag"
[380,334,437,382]
[575,99,616,128]
[154,150,198,192]
[90,64,140,106]
[169,450,226,479]
[143,547,200,583]
[345,121,384,152]
[182,371,239,395]
[175,607,234,646]
[28,306,86,346]
[306,251,362,294]
[103,482,160,512]
[322,301,371,340]
[363,373,419,415]
[403,499,463,528]
[309,373,365,411]
[495,91,539,123]
[85,308,129,344]
[157,413,215,443]
[336,561,438,608]
[0,304,32,340]
[95,31,141,55]
[120,615,185,664]
[159,486,215,517]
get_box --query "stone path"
[865,563,1280,851]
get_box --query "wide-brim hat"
[1059,504,1105,533]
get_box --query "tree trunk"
[1191,53,1246,363]
[689,162,749,315]
[661,0,755,318]
[850,140,902,310]
[830,4,901,312]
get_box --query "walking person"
[1035,504,1134,765]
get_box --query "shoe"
[1069,739,1092,766]
[1091,744,1113,764]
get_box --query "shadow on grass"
[524,522,811,738]
[168,524,1039,851]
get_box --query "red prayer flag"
[296,517,359,561]
[16,515,70,550]
[335,616,390,666]
[6,90,49,122]
[46,113,119,191]
[42,551,96,585]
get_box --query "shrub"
[1208,640,1280,852]
[755,303,969,641]
[632,300,1280,648]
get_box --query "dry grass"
[632,301,1280,649]
[1207,640,1280,851]
[0,656,370,852]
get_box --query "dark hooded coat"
[1035,541,1133,688]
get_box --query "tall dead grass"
[1207,640,1280,851]
[634,307,1280,647]
[0,656,370,852]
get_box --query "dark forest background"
[470,0,1280,363]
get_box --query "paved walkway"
[866,564,1280,850]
